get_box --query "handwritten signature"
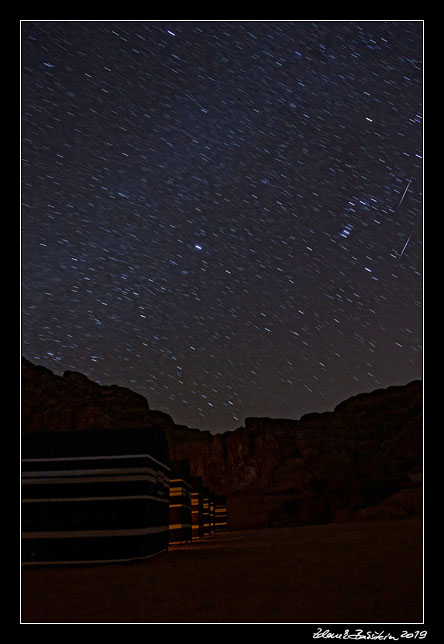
[313,630,427,640]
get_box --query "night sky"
[21,20,423,433]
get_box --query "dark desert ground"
[21,518,422,624]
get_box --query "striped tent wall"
[21,427,170,565]
[209,493,215,534]
[190,476,204,541]
[214,495,228,532]
[202,486,211,537]
[168,460,192,545]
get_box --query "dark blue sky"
[21,20,423,432]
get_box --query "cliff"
[21,357,422,530]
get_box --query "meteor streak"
[394,173,419,260]
[398,234,412,259]
[396,176,413,211]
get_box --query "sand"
[21,518,423,623]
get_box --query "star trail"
[21,20,423,432]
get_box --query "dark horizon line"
[20,355,423,436]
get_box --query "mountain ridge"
[21,357,422,530]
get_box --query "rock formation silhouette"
[21,357,422,530]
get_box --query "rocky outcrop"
[168,387,422,529]
[21,357,422,530]
[21,358,175,433]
